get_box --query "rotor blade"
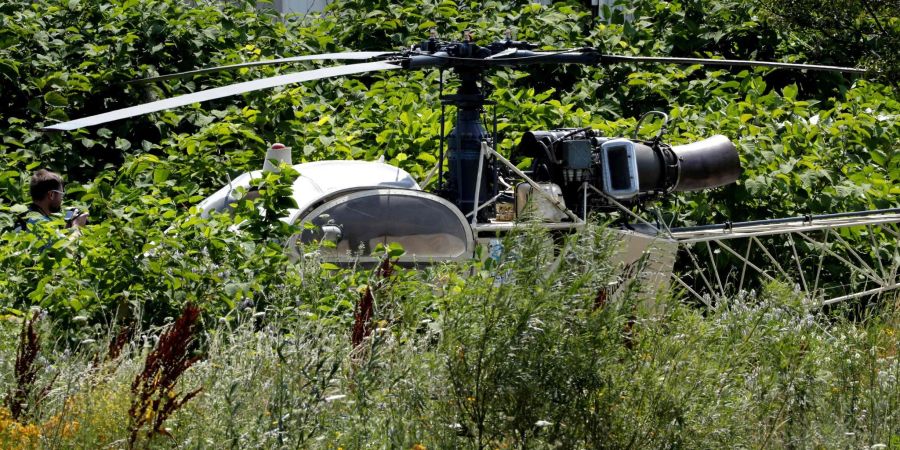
[600,55,866,74]
[130,51,398,84]
[407,48,865,74]
[43,61,401,131]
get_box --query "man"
[18,169,87,230]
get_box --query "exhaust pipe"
[670,135,741,192]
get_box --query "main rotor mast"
[408,33,599,220]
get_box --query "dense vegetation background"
[0,0,898,447]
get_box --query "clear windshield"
[297,190,471,259]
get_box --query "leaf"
[320,263,340,271]
[387,241,405,258]
[115,137,131,151]
[0,59,19,81]
[2,136,25,148]
[782,84,798,101]
[47,109,69,121]
[44,91,69,107]
[417,153,436,164]
[418,21,437,30]
[153,167,170,184]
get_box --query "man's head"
[30,169,64,213]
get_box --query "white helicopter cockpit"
[197,143,475,264]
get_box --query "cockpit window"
[297,190,471,259]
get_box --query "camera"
[64,208,88,228]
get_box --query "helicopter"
[43,32,900,307]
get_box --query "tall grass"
[2,224,899,448]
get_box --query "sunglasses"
[51,189,65,198]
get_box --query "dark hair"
[29,169,63,202]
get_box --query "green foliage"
[433,225,624,447]
[1,225,899,447]
[758,0,899,83]
[0,164,305,334]
[0,0,895,396]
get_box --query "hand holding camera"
[65,208,89,228]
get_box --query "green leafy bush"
[0,0,895,335]
[0,1,898,446]
[2,224,899,447]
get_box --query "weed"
[5,311,54,423]
[352,257,395,350]
[127,304,203,447]
[0,226,897,447]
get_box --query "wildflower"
[0,407,42,446]
[63,420,80,437]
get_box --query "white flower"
[535,420,552,427]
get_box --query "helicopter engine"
[515,129,741,217]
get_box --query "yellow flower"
[0,410,42,450]
[62,419,80,438]
[411,444,427,450]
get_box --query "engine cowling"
[516,129,741,206]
